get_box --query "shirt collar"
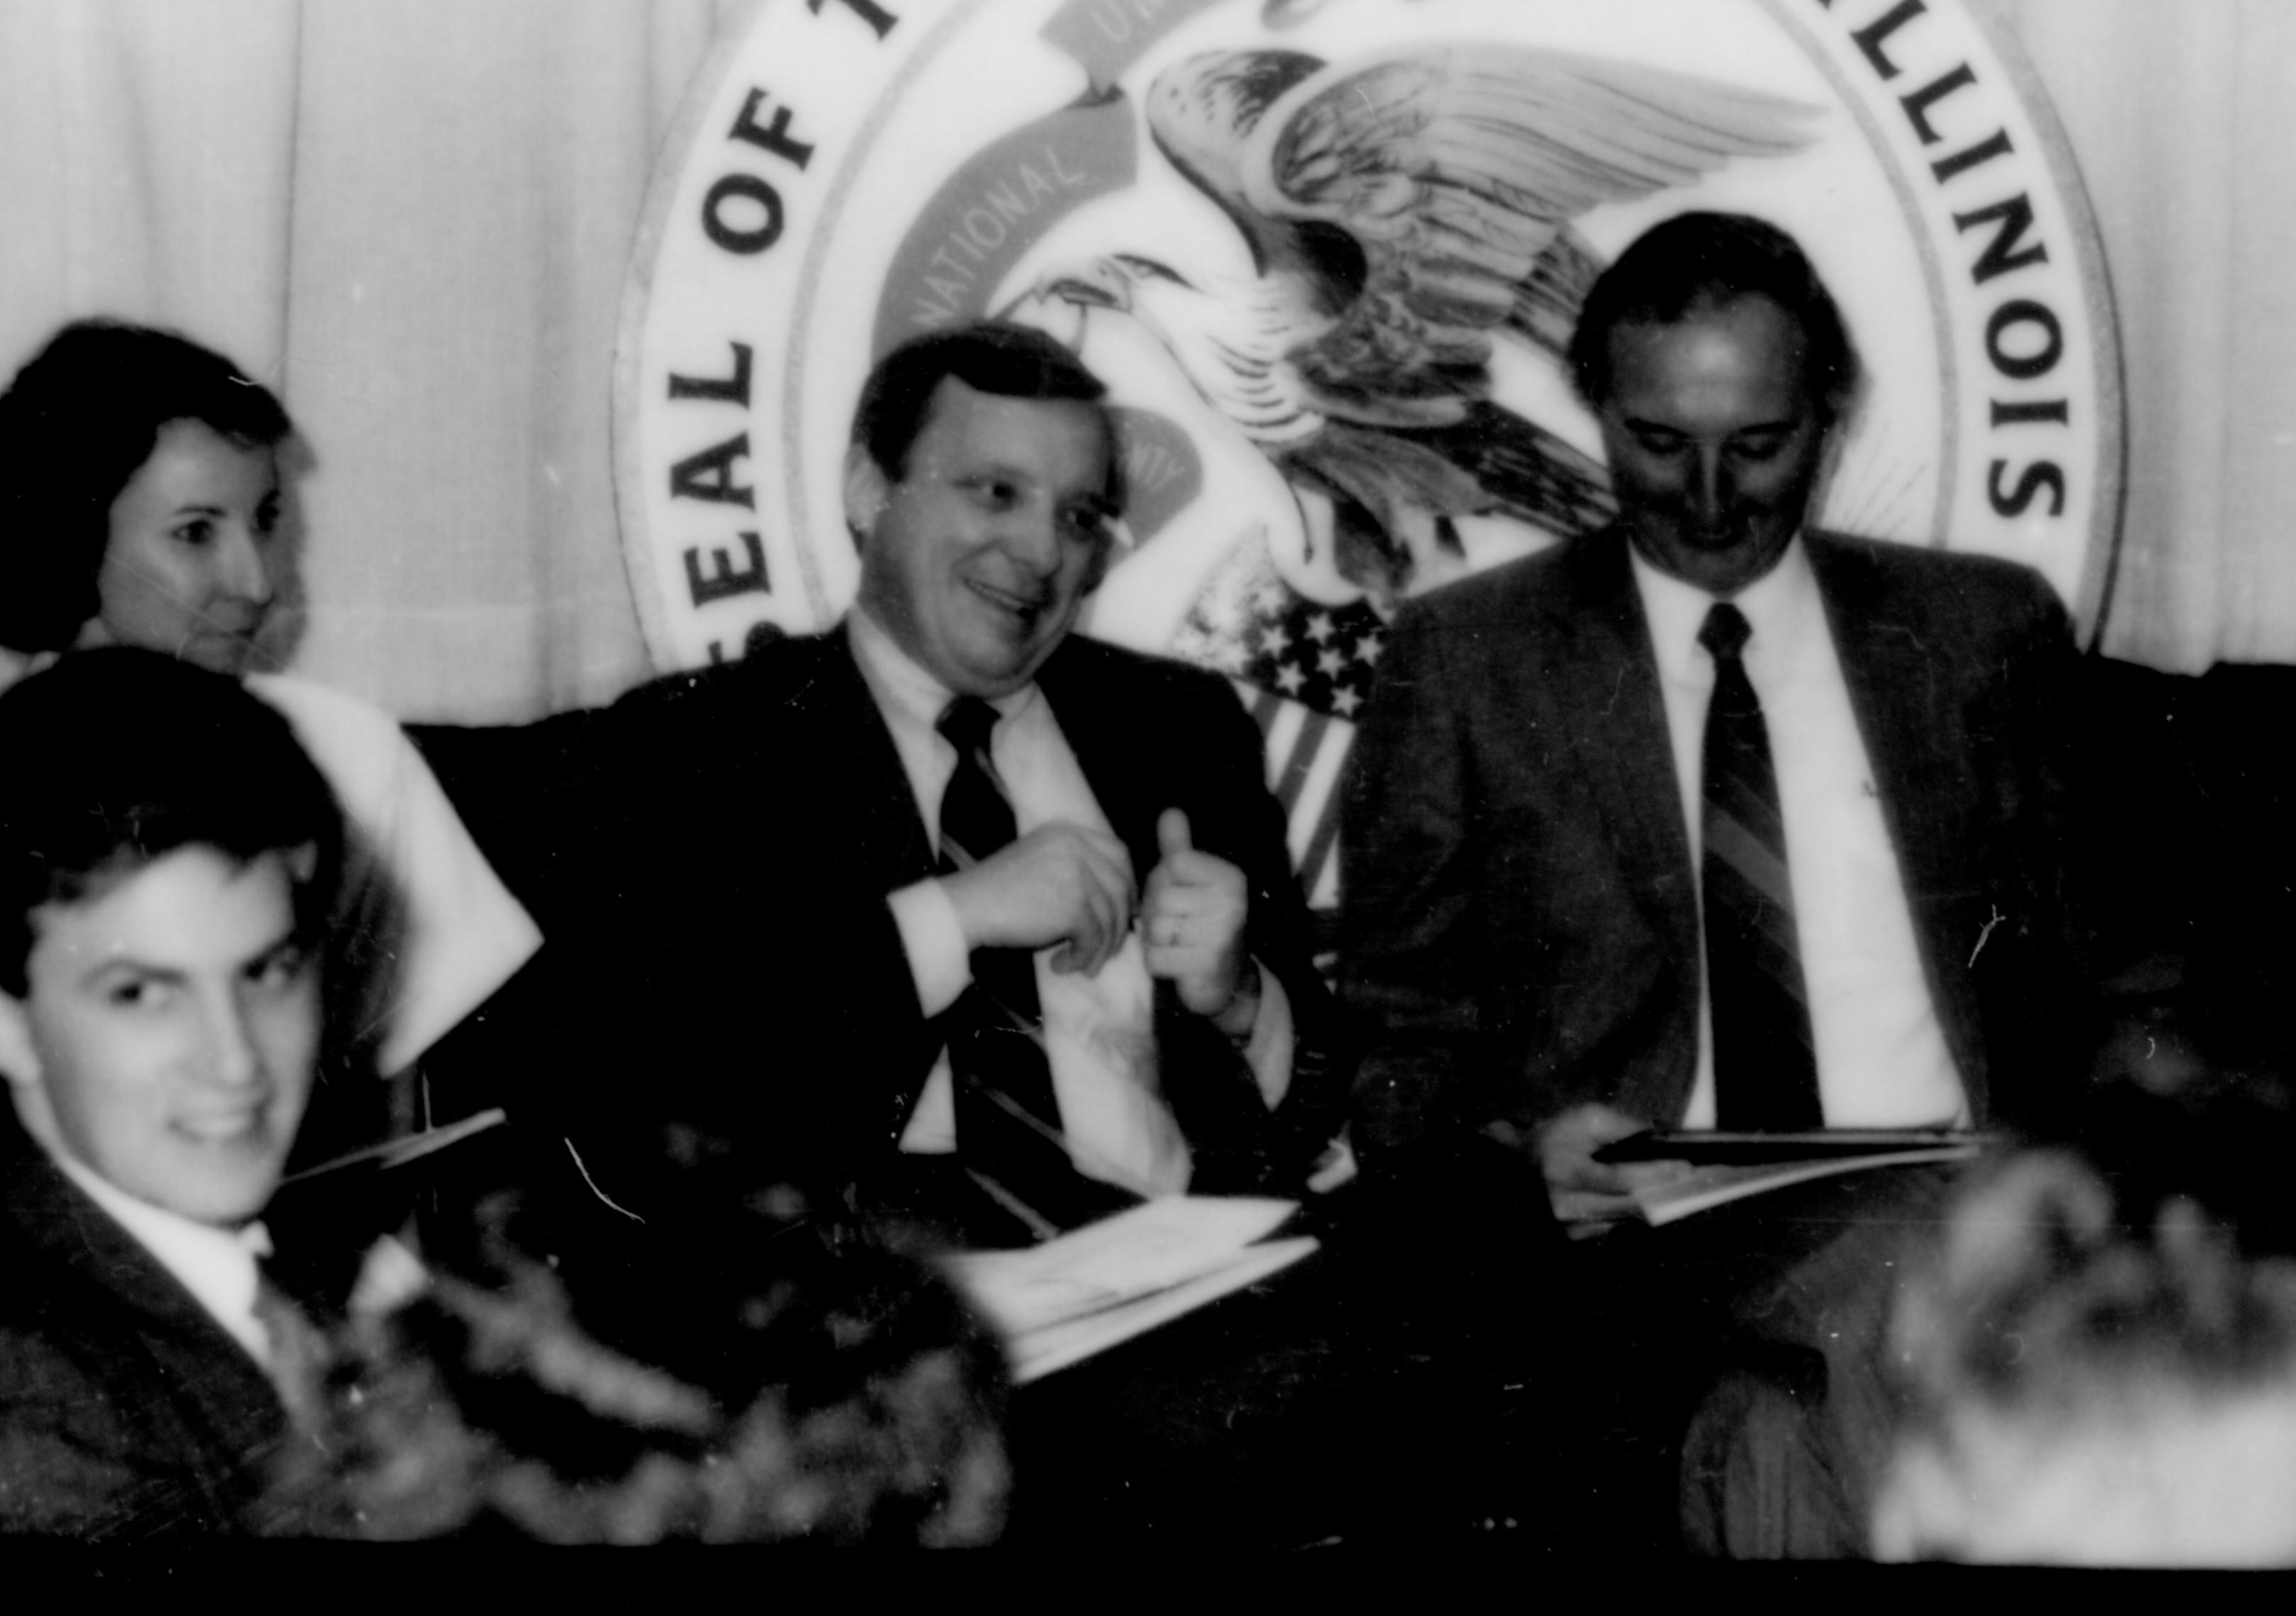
[1627,533,1821,682]
[846,604,1042,738]
[47,1144,270,1361]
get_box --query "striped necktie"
[1698,602,1823,1130]
[936,695,1116,1235]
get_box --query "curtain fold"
[2000,0,2296,670]
[283,0,739,719]
[0,0,300,388]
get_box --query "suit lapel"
[798,626,938,885]
[1806,533,1988,1086]
[1545,533,1699,943]
[1,1118,289,1533]
[1035,639,1160,877]
[1806,534,1964,907]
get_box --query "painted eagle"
[1032,44,1820,607]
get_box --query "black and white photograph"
[0,0,2291,1566]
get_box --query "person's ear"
[843,444,891,545]
[0,990,43,1095]
[1080,522,1122,595]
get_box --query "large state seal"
[615,0,2119,908]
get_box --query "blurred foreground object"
[276,1191,1011,1544]
[1873,1089,2296,1566]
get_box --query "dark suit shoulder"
[1392,537,1589,635]
[605,627,850,717]
[1043,631,1242,708]
[0,1136,281,1539]
[1807,529,2067,634]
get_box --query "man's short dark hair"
[0,320,296,655]
[0,648,343,997]
[1567,212,1862,427]
[850,320,1125,511]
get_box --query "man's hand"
[941,821,1136,976]
[1142,809,1254,1031]
[1535,1102,1694,1239]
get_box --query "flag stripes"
[1239,680,1353,911]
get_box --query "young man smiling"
[0,648,358,1538]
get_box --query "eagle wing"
[1237,47,1821,426]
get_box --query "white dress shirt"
[848,610,1293,1196]
[50,1145,274,1367]
[1629,538,1969,1129]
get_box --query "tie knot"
[938,695,1000,758]
[1699,602,1752,663]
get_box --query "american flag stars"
[1242,595,1387,722]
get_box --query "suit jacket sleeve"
[411,653,944,1212]
[1336,595,1485,1162]
[1169,663,1349,1179]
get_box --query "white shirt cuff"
[889,878,972,1018]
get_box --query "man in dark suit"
[493,321,1339,1249]
[0,650,360,1537]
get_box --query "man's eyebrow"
[74,955,183,991]
[951,455,1033,481]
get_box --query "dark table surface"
[995,1156,1969,1554]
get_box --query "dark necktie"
[935,696,1090,1236]
[1698,603,1823,1130]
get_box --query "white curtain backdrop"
[2001,0,2296,671]
[0,0,2280,719]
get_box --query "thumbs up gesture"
[1143,808,1257,1031]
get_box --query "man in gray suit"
[1341,210,2086,1231]
[1339,213,2094,1553]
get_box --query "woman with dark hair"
[0,320,295,673]
[0,320,538,1077]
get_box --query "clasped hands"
[939,807,1257,1031]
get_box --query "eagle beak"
[1038,259,1134,313]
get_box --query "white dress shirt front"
[848,610,1292,1197]
[1629,538,1969,1129]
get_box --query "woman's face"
[96,419,284,675]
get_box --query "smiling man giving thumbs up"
[477,323,1346,1251]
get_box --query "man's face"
[849,378,1118,699]
[0,845,319,1227]
[1597,295,1830,596]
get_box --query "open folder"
[940,1196,1319,1384]
[1597,1129,1990,1226]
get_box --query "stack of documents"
[942,1196,1317,1383]
[1597,1129,1989,1227]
